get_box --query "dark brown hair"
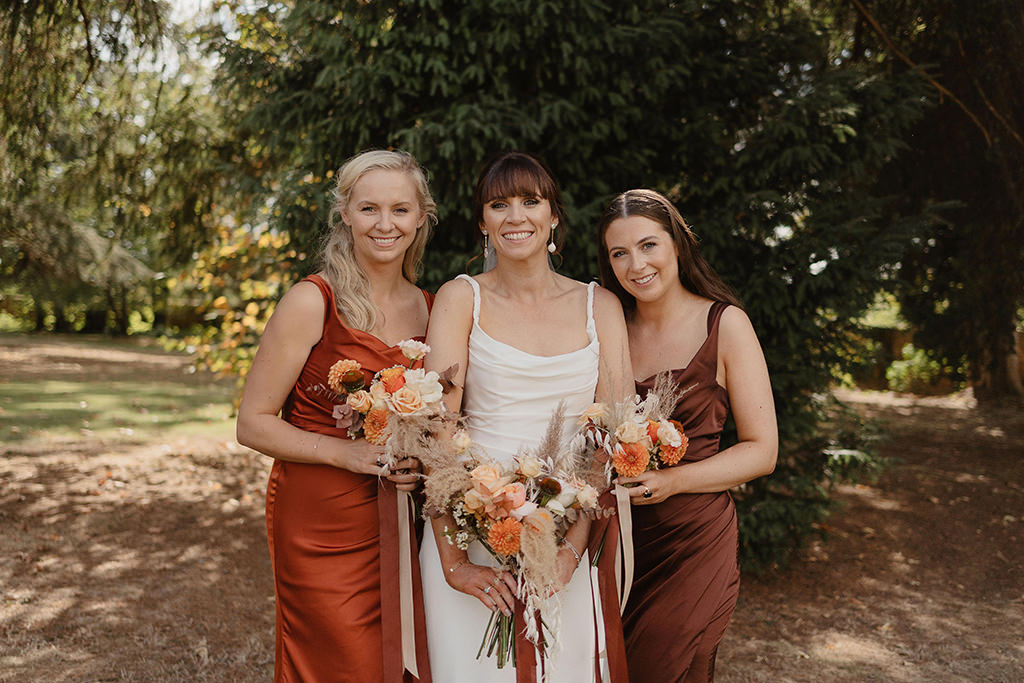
[596,189,742,314]
[472,151,568,253]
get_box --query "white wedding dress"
[420,274,607,682]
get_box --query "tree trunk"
[970,327,1024,403]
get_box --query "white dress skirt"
[420,274,607,682]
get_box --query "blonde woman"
[237,150,437,681]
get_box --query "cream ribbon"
[614,484,634,612]
[397,490,418,678]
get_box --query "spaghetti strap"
[585,281,597,339]
[455,274,481,324]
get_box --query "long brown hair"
[596,189,741,314]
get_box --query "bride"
[419,152,632,681]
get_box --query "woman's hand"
[445,560,517,616]
[617,468,680,505]
[386,456,423,492]
[550,543,583,595]
[328,437,388,475]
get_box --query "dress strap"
[454,274,481,325]
[585,281,598,339]
[302,274,334,339]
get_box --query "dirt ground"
[1,337,1022,682]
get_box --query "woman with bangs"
[419,152,632,681]
[597,189,777,682]
[237,149,437,682]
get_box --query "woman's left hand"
[386,456,423,492]
[617,469,678,505]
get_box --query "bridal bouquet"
[322,339,446,452]
[574,373,690,478]
[418,404,610,668]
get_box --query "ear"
[340,205,351,226]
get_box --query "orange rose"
[389,386,424,414]
[378,367,406,393]
[613,441,650,477]
[646,420,661,444]
[363,407,390,445]
[487,517,522,556]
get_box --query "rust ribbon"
[585,487,630,683]
[379,481,432,682]
[514,599,545,683]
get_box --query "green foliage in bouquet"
[203,0,933,567]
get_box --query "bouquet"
[417,403,611,668]
[574,372,690,480]
[322,339,446,452]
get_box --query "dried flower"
[488,518,522,556]
[578,402,608,424]
[451,429,472,453]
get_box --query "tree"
[0,1,226,334]
[204,0,930,566]
[834,0,1024,403]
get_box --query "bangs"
[477,157,557,204]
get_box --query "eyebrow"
[608,234,662,250]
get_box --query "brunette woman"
[597,189,777,683]
[237,150,437,681]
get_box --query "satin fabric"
[624,302,741,683]
[267,274,432,682]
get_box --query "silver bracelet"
[562,540,582,565]
[448,558,469,574]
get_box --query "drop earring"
[547,222,557,254]
[482,232,490,259]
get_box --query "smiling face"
[480,191,557,262]
[604,215,680,304]
[341,168,426,269]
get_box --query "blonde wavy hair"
[321,149,438,331]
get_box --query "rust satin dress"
[624,301,741,683]
[266,274,432,682]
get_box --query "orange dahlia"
[487,517,522,556]
[328,359,362,393]
[613,441,651,477]
[363,407,391,445]
[658,420,689,466]
[378,367,406,393]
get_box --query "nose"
[507,200,526,223]
[376,211,394,231]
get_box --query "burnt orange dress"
[266,274,432,682]
[624,301,741,683]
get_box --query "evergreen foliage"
[206,0,930,567]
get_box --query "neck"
[359,257,409,303]
[491,254,559,298]
[633,281,697,327]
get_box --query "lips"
[370,235,401,247]
[631,273,657,286]
[501,231,533,242]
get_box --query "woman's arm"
[593,287,634,403]
[423,279,519,613]
[621,306,778,503]
[235,281,400,478]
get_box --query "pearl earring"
[548,222,557,254]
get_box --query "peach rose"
[615,419,648,445]
[656,420,683,448]
[518,455,543,478]
[578,402,608,425]
[498,482,528,509]
[470,463,513,496]
[368,381,389,409]
[509,500,538,520]
[389,385,425,414]
[346,390,373,414]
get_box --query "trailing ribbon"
[378,481,432,682]
[513,599,545,683]
[614,484,634,612]
[584,486,631,682]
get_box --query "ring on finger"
[642,486,653,499]
[492,576,502,586]
[375,458,385,467]
[483,586,491,595]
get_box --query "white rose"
[518,455,543,478]
[657,420,682,448]
[451,429,472,453]
[555,481,580,507]
[397,339,430,362]
[402,368,444,406]
[615,419,647,444]
[368,382,389,409]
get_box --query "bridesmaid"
[596,189,777,683]
[237,150,437,682]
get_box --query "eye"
[609,249,626,259]
[523,197,540,207]
[641,241,657,250]
[488,200,507,210]
[394,207,409,214]
[360,205,376,213]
